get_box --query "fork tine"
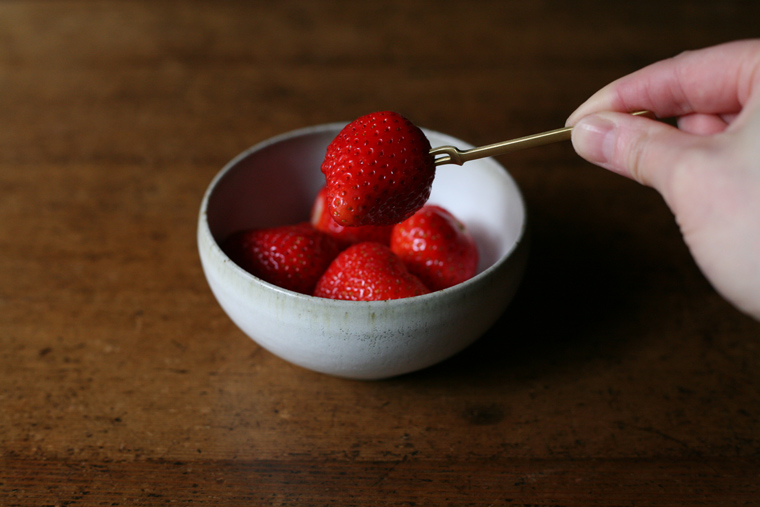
[429,146,463,166]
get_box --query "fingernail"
[573,115,616,165]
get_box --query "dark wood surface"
[2,1,759,505]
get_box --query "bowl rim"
[198,122,528,309]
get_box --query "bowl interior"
[205,124,525,276]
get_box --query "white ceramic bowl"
[197,123,528,380]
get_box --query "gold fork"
[430,111,652,166]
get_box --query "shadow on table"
[409,213,649,383]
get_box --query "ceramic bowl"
[197,123,528,380]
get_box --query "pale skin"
[566,39,760,321]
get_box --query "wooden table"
[2,1,759,505]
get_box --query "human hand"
[566,39,760,320]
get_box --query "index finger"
[566,39,760,126]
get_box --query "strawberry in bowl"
[391,205,479,292]
[314,242,430,301]
[222,223,341,295]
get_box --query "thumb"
[571,112,698,193]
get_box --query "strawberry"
[222,222,341,295]
[390,205,479,291]
[314,242,430,301]
[320,111,436,227]
[310,186,394,248]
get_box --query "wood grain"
[1,1,759,505]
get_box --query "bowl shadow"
[407,209,645,382]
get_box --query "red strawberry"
[310,186,394,248]
[390,205,479,291]
[320,111,436,227]
[314,242,430,301]
[222,222,341,295]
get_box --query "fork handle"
[456,125,572,162]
